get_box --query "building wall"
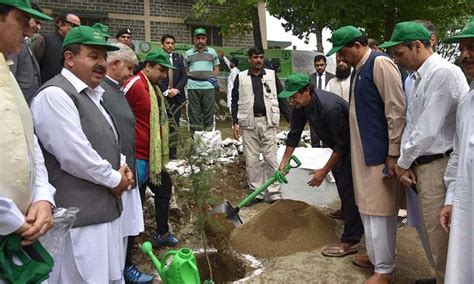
[35,0,254,48]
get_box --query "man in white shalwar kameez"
[440,20,474,284]
[101,42,150,283]
[31,26,134,283]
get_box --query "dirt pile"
[230,199,338,258]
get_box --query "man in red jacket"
[122,49,179,250]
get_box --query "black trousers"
[168,102,183,159]
[126,171,173,267]
[332,156,364,243]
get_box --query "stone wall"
[34,0,254,48]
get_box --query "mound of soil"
[230,199,338,258]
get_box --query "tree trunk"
[251,5,263,50]
[315,24,324,53]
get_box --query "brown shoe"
[321,241,359,257]
[327,209,343,220]
[364,272,393,284]
[352,253,374,269]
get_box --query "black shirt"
[286,89,350,156]
[231,69,291,124]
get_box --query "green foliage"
[267,0,339,51]
[267,0,472,52]
[192,0,260,39]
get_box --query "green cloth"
[187,88,216,134]
[326,26,363,56]
[0,234,53,284]
[194,27,207,36]
[379,21,431,48]
[444,20,474,43]
[63,26,119,51]
[143,72,169,186]
[279,73,311,98]
[145,50,176,69]
[91,23,111,40]
[0,0,52,21]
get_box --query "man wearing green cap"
[184,27,220,134]
[439,19,474,284]
[8,2,45,105]
[328,26,406,283]
[380,21,469,283]
[123,49,180,253]
[0,0,55,258]
[31,26,134,282]
[278,73,364,258]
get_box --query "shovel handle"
[237,155,301,209]
[283,155,302,171]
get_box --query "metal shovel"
[210,155,301,225]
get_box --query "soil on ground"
[231,199,338,258]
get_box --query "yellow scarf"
[143,71,169,185]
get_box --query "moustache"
[93,65,106,74]
[462,59,474,66]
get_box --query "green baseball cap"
[144,49,176,69]
[278,73,310,98]
[444,20,474,43]
[0,0,52,21]
[379,21,431,49]
[92,23,111,38]
[62,26,119,51]
[194,28,207,36]
[326,26,363,57]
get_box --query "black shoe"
[415,278,436,284]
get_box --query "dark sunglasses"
[64,20,79,28]
[263,82,271,93]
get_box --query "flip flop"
[321,241,359,257]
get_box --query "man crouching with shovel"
[278,73,363,257]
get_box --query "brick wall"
[34,0,254,48]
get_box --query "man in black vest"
[102,42,154,284]
[31,11,80,84]
[158,33,188,159]
[279,73,364,258]
[31,26,133,283]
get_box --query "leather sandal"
[352,253,374,269]
[321,241,359,257]
[364,272,394,284]
[327,209,343,220]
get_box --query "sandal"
[321,241,359,257]
[327,209,343,220]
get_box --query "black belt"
[412,150,452,167]
[254,113,266,117]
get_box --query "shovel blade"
[209,201,243,226]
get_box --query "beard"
[336,67,351,80]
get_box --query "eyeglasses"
[64,20,79,28]
[263,82,271,94]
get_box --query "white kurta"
[31,68,125,283]
[444,84,474,284]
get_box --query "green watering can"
[141,241,200,284]
[210,155,302,225]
